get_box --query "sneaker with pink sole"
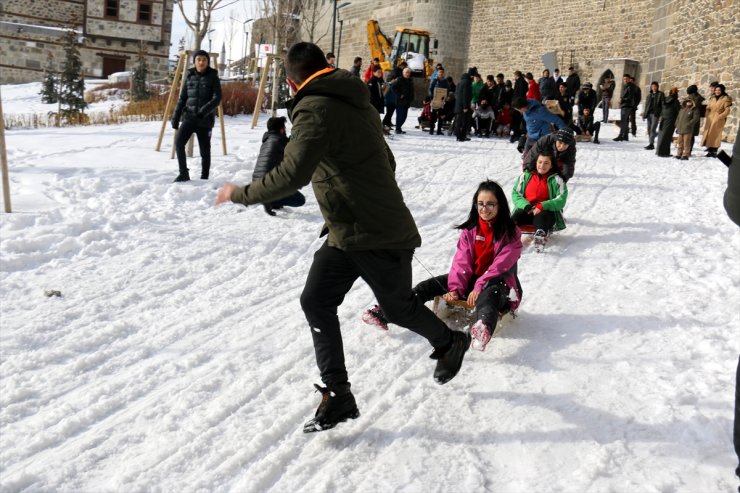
[361,304,389,331]
[470,320,492,351]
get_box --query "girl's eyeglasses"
[476,202,498,211]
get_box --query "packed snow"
[1,83,739,493]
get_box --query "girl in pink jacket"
[363,180,523,352]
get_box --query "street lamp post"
[337,19,344,67]
[207,29,215,54]
[242,18,254,78]
[331,1,350,55]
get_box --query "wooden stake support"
[0,88,10,213]
[251,54,280,130]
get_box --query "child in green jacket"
[511,152,569,240]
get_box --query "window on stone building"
[105,0,119,18]
[138,2,153,23]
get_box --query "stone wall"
[1,0,173,84]
[644,0,738,142]
[297,0,737,142]
[468,0,654,90]
[466,0,737,142]
[2,0,84,25]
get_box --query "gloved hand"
[171,120,179,130]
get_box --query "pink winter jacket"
[447,226,523,310]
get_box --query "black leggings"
[413,274,510,328]
[511,208,556,233]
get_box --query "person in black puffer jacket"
[252,117,305,216]
[171,49,222,182]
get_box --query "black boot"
[433,330,471,385]
[173,172,190,182]
[303,384,360,433]
[263,204,276,216]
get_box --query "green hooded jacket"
[231,69,421,251]
[511,171,569,231]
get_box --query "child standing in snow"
[511,152,568,241]
[363,181,523,352]
[674,98,700,160]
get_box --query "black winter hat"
[193,50,210,64]
[686,85,698,95]
[556,127,575,146]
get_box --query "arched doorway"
[596,69,615,100]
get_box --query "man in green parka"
[215,42,470,433]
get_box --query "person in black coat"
[171,50,222,182]
[391,67,414,134]
[565,66,581,104]
[539,69,557,101]
[655,87,680,157]
[454,70,474,141]
[252,117,306,216]
[511,71,528,143]
[614,74,637,141]
[642,81,665,150]
[523,129,577,182]
[556,82,574,125]
[630,76,642,137]
[492,73,507,111]
[576,82,597,117]
[367,66,386,114]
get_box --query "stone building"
[307,0,738,142]
[0,0,174,84]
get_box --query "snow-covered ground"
[1,83,739,493]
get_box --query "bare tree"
[298,0,329,44]
[225,11,239,75]
[174,0,239,51]
[259,0,301,115]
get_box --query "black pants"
[175,120,212,177]
[382,104,396,127]
[511,208,557,233]
[735,355,740,482]
[474,116,494,135]
[629,107,638,135]
[300,242,452,389]
[413,274,509,329]
[510,110,524,142]
[618,107,632,139]
[429,110,448,133]
[454,110,471,140]
[270,191,305,209]
[575,122,601,141]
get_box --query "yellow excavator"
[367,20,436,79]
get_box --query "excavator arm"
[367,20,394,72]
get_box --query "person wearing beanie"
[685,84,705,150]
[522,128,577,182]
[252,117,306,215]
[170,49,222,182]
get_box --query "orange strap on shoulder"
[297,67,336,92]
